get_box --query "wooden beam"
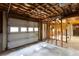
[31,3,52,15]
[0,4,44,21]
[41,3,57,15]
[25,4,50,18]
[8,4,45,19]
[1,3,79,21]
[48,4,61,15]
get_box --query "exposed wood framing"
[0,3,79,49]
[0,3,79,21]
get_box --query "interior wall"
[8,18,39,49]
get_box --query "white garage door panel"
[8,32,38,41]
[8,38,38,49]
[8,18,38,49]
[8,32,38,49]
[8,33,33,41]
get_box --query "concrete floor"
[68,36,79,50]
[1,42,79,56]
[1,36,79,56]
[49,36,79,50]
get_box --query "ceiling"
[0,3,79,22]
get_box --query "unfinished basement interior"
[0,3,79,56]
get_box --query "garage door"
[8,18,39,49]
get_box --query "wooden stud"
[55,19,58,45]
[38,21,42,41]
[66,29,68,43]
[46,21,50,43]
[60,18,63,47]
[65,19,68,43]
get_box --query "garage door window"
[21,27,27,32]
[34,27,38,31]
[10,27,19,32]
[28,27,33,32]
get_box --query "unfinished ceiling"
[0,3,79,22]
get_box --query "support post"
[60,18,63,47]
[55,20,57,45]
[38,21,42,41]
[65,19,68,43]
[66,29,67,43]
[47,21,50,43]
